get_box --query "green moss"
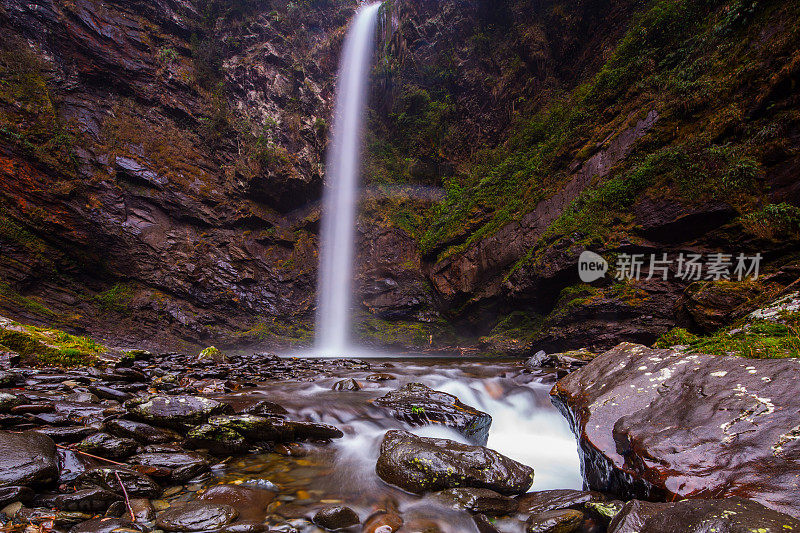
[0,322,104,367]
[92,284,134,314]
[237,318,314,346]
[654,327,701,348]
[355,316,456,348]
[0,37,78,176]
[659,312,800,359]
[740,203,800,241]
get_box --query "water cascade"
[315,2,383,356]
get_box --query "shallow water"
[208,357,581,532]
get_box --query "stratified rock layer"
[551,342,800,517]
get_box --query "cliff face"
[1,0,798,353]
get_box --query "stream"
[195,357,582,532]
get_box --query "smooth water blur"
[215,358,581,533]
[315,2,382,355]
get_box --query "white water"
[315,2,382,356]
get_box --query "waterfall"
[315,2,382,356]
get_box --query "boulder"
[127,395,230,429]
[185,424,250,454]
[526,509,584,533]
[128,452,209,483]
[75,432,139,459]
[313,505,360,530]
[373,383,492,445]
[198,484,275,521]
[0,392,21,412]
[0,430,59,486]
[69,518,141,533]
[37,488,122,513]
[105,418,183,444]
[431,488,518,515]
[608,498,800,533]
[551,342,800,517]
[155,502,238,532]
[332,378,360,391]
[375,430,534,495]
[75,466,161,498]
[0,485,34,507]
[517,489,606,515]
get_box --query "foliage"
[741,203,800,240]
[0,320,105,367]
[655,312,800,359]
[415,0,791,265]
[92,284,134,314]
[0,37,78,176]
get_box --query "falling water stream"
[315,2,382,355]
[262,5,585,531]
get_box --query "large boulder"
[373,383,493,445]
[608,498,800,533]
[127,395,230,429]
[0,430,59,486]
[375,430,533,495]
[551,342,800,517]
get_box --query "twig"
[53,443,125,465]
[115,471,136,523]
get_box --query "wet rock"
[526,509,584,533]
[313,505,360,530]
[240,400,288,417]
[0,371,22,387]
[128,452,209,483]
[76,432,139,459]
[0,393,21,412]
[332,378,360,391]
[287,420,343,441]
[37,488,121,513]
[373,383,492,445]
[75,466,161,498]
[524,350,595,372]
[127,395,231,429]
[584,501,624,525]
[607,498,800,533]
[129,498,155,523]
[105,418,182,444]
[366,373,396,382]
[473,514,503,533]
[0,430,59,486]
[34,425,99,443]
[0,485,34,507]
[89,386,134,402]
[431,488,518,515]
[69,517,141,533]
[198,346,228,363]
[198,484,275,521]
[155,502,239,531]
[57,447,102,484]
[362,507,403,533]
[375,430,534,495]
[185,423,250,454]
[551,342,800,516]
[517,489,606,515]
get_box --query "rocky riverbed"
[1,344,799,533]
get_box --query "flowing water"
[208,358,582,532]
[315,2,383,355]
